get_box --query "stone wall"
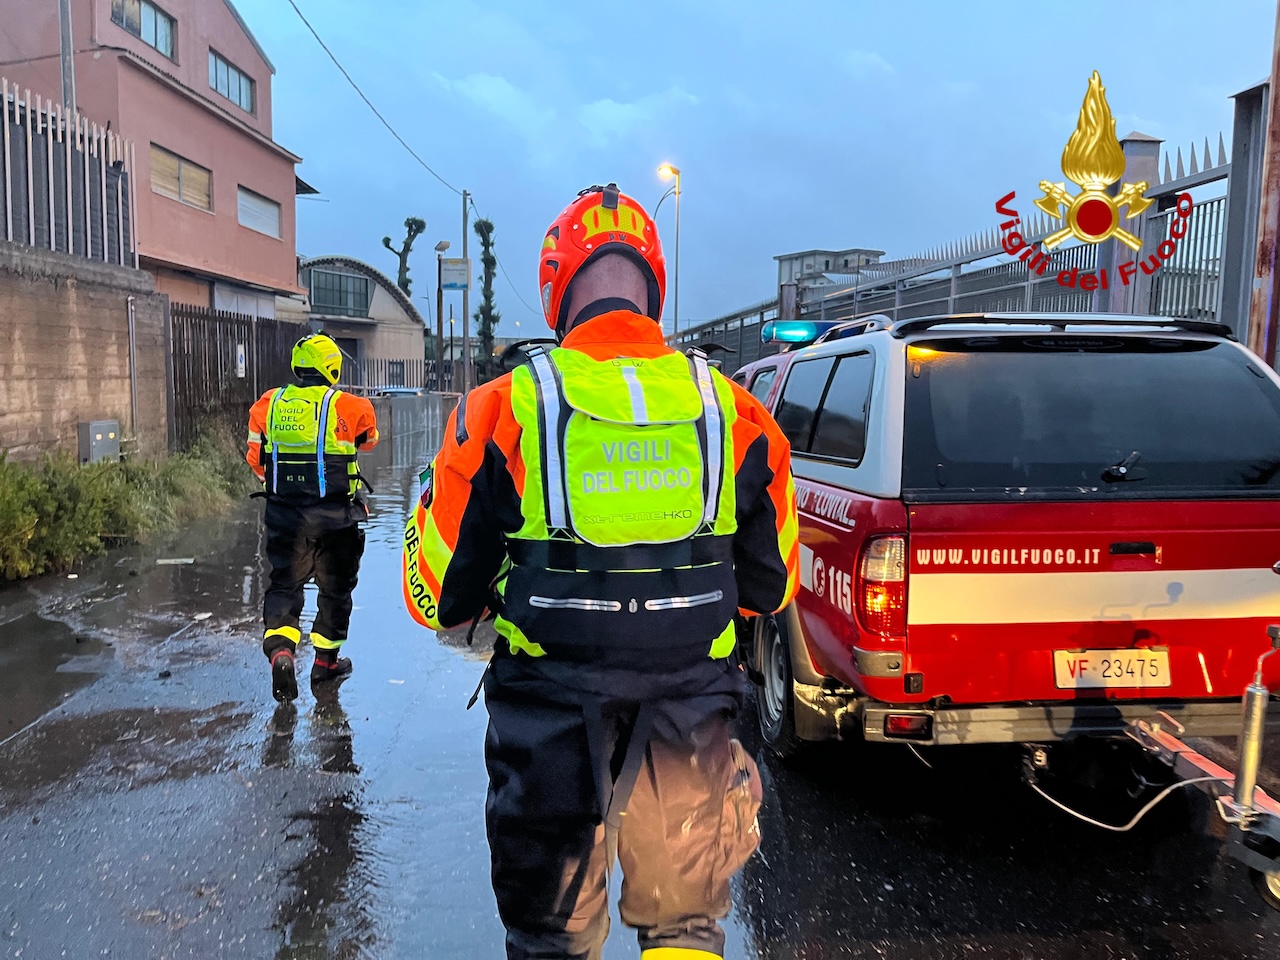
[0,241,169,460]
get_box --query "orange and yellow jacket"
[246,383,379,499]
[402,311,799,673]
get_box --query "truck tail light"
[859,535,906,636]
[884,713,932,739]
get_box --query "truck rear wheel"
[755,615,805,760]
[1252,868,1280,911]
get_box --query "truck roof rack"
[812,314,893,344]
[888,312,1237,341]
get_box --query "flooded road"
[1,403,1278,959]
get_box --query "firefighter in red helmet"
[403,183,799,959]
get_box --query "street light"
[435,239,450,390]
[656,163,681,342]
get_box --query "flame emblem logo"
[1035,72,1152,251]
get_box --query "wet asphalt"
[1,415,1279,959]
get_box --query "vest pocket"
[504,561,738,669]
[269,453,321,500]
[267,453,353,502]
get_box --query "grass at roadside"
[0,428,256,581]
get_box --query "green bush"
[0,455,48,580]
[0,428,256,581]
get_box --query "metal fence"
[168,305,308,449]
[337,357,427,391]
[1148,195,1227,321]
[425,360,457,393]
[1,78,135,265]
[678,85,1268,379]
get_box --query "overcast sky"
[240,0,1276,334]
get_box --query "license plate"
[1053,650,1171,689]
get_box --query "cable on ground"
[1027,775,1225,833]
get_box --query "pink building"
[0,0,306,311]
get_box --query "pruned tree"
[382,216,426,295]
[473,218,501,381]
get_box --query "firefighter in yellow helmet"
[246,333,379,701]
[402,185,800,959]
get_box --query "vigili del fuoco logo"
[995,71,1193,292]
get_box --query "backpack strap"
[315,387,338,500]
[525,347,573,540]
[265,386,287,494]
[686,348,725,532]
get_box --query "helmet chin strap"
[560,297,643,339]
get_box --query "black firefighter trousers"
[483,659,764,960]
[261,499,366,658]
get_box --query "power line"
[286,0,540,321]
[283,0,461,196]
[498,256,541,319]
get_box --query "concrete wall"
[363,284,425,362]
[0,241,168,460]
[155,268,212,309]
[361,393,459,474]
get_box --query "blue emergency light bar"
[760,320,841,345]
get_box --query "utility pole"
[461,189,471,393]
[436,254,444,391]
[57,0,76,109]
[1248,0,1280,365]
[673,174,681,339]
[433,238,450,391]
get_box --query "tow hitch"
[1123,626,1280,909]
[1021,625,1280,909]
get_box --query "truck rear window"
[902,336,1280,499]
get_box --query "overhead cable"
[284,0,462,196]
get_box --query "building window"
[311,270,371,318]
[150,144,211,210]
[237,187,281,238]
[112,0,175,59]
[209,50,255,113]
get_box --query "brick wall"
[0,241,169,460]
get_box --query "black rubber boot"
[311,651,353,686]
[271,649,298,702]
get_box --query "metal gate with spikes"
[676,80,1271,376]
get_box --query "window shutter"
[238,187,280,238]
[181,162,212,211]
[150,145,180,201]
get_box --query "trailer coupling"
[1125,625,1280,911]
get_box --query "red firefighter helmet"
[538,183,666,336]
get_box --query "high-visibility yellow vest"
[497,347,740,668]
[262,384,360,502]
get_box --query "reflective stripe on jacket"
[402,311,800,671]
[246,384,379,502]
